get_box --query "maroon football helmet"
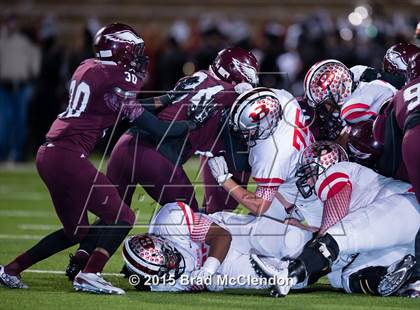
[211,47,259,86]
[93,23,149,77]
[347,119,383,168]
[406,52,420,82]
[383,43,420,75]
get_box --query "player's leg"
[67,133,137,280]
[73,171,135,295]
[340,246,414,296]
[134,140,198,210]
[0,145,91,288]
[402,125,420,297]
[200,155,250,213]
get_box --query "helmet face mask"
[295,141,349,198]
[229,88,282,146]
[122,234,185,283]
[304,60,352,140]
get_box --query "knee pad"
[296,233,340,284]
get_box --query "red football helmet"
[406,52,420,82]
[211,47,259,86]
[347,119,383,168]
[93,23,149,77]
[383,43,420,76]
[295,141,348,198]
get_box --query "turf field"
[0,157,419,310]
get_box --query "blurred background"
[0,0,419,163]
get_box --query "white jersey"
[314,162,413,210]
[148,202,312,291]
[340,80,396,124]
[249,88,314,186]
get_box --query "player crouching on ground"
[251,141,419,297]
[121,201,313,292]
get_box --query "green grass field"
[0,158,419,310]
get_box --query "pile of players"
[0,22,419,299]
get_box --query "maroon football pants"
[36,145,135,242]
[106,133,199,210]
[402,125,420,203]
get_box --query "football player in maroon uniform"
[376,53,420,298]
[0,23,208,294]
[105,47,258,212]
[63,48,258,279]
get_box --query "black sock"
[5,229,77,275]
[413,228,420,279]
[77,219,106,256]
[348,266,387,295]
[96,221,132,257]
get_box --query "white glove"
[234,82,253,94]
[189,268,213,292]
[189,257,221,292]
[207,155,232,185]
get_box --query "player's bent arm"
[132,109,195,138]
[222,178,272,216]
[205,223,232,266]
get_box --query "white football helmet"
[295,141,349,198]
[122,234,185,281]
[229,87,282,144]
[304,59,353,108]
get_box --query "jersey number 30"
[60,80,91,118]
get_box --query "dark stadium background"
[0,0,418,162]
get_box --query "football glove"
[187,94,217,128]
[168,76,200,102]
[207,155,232,185]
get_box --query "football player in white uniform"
[205,87,314,220]
[251,141,419,297]
[304,60,397,142]
[122,201,313,292]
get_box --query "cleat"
[73,271,125,295]
[250,254,294,297]
[378,255,416,296]
[65,253,87,281]
[398,280,420,298]
[0,265,28,289]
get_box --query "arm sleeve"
[190,213,214,243]
[255,185,279,202]
[319,183,352,234]
[137,94,172,112]
[132,109,191,138]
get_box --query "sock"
[81,221,132,274]
[348,266,387,295]
[5,229,76,276]
[83,251,109,274]
[77,219,106,257]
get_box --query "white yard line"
[18,224,60,230]
[0,234,43,240]
[0,210,52,217]
[24,269,123,277]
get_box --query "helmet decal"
[104,30,144,45]
[232,57,258,86]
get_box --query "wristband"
[202,257,221,275]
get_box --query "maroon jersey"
[46,59,143,154]
[158,70,237,153]
[393,76,420,130]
